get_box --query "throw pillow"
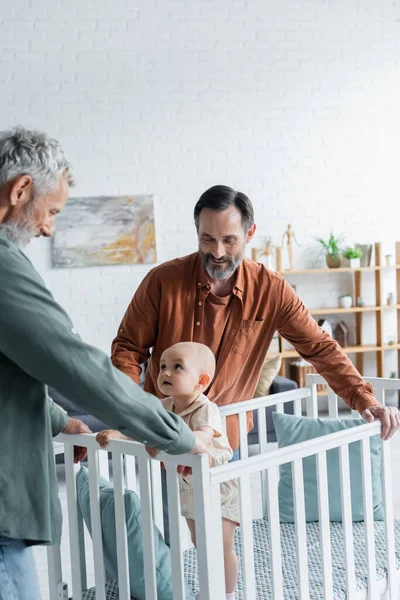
[254,355,282,398]
[272,413,383,522]
[76,466,194,600]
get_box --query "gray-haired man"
[0,127,203,599]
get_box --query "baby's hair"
[167,341,216,381]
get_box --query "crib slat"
[87,448,107,600]
[239,473,256,599]
[194,454,225,600]
[339,444,356,597]
[266,466,284,599]
[257,407,269,516]
[306,387,318,417]
[316,450,333,599]
[64,444,86,599]
[48,445,65,600]
[275,402,284,414]
[209,483,227,599]
[221,414,227,437]
[239,412,249,459]
[150,460,164,536]
[138,456,158,599]
[361,437,377,599]
[293,397,302,417]
[381,439,397,598]
[292,459,310,599]
[112,451,130,600]
[165,464,186,600]
[125,455,138,492]
[98,448,110,480]
[327,388,338,418]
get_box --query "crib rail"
[48,377,400,600]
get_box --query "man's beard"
[198,247,245,280]
[0,202,36,247]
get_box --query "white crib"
[47,375,400,599]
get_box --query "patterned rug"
[79,517,400,599]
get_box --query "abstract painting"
[51,195,156,268]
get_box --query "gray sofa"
[49,374,297,445]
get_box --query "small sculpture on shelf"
[356,296,365,307]
[387,292,395,306]
[282,224,298,270]
[334,321,349,348]
[251,236,275,270]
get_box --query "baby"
[97,341,239,600]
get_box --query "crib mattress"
[78,517,400,600]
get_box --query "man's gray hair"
[0,126,74,197]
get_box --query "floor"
[33,431,400,599]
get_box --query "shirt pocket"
[232,319,263,354]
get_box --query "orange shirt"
[111,252,379,450]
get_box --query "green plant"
[343,246,362,260]
[316,233,343,258]
[339,294,352,298]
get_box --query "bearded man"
[111,184,400,543]
[0,127,204,598]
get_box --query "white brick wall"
[1,0,400,375]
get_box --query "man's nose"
[40,218,54,238]
[212,241,225,258]
[40,224,53,237]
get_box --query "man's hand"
[96,429,116,448]
[146,446,159,459]
[362,405,400,440]
[62,418,92,463]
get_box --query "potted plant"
[342,246,362,268]
[338,294,352,309]
[316,233,343,268]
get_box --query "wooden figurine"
[334,321,349,348]
[281,224,298,270]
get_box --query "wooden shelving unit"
[270,242,400,383]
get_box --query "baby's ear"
[197,372,211,389]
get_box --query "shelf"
[279,266,381,275]
[280,344,383,358]
[309,306,381,315]
[382,304,400,310]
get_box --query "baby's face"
[157,347,201,397]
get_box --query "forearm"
[296,336,379,413]
[0,250,195,455]
[47,395,69,437]
[278,278,380,413]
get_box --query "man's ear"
[246,223,256,244]
[197,372,212,389]
[9,175,33,207]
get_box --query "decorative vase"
[339,296,352,309]
[349,258,360,268]
[326,255,341,269]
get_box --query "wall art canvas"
[52,195,156,268]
